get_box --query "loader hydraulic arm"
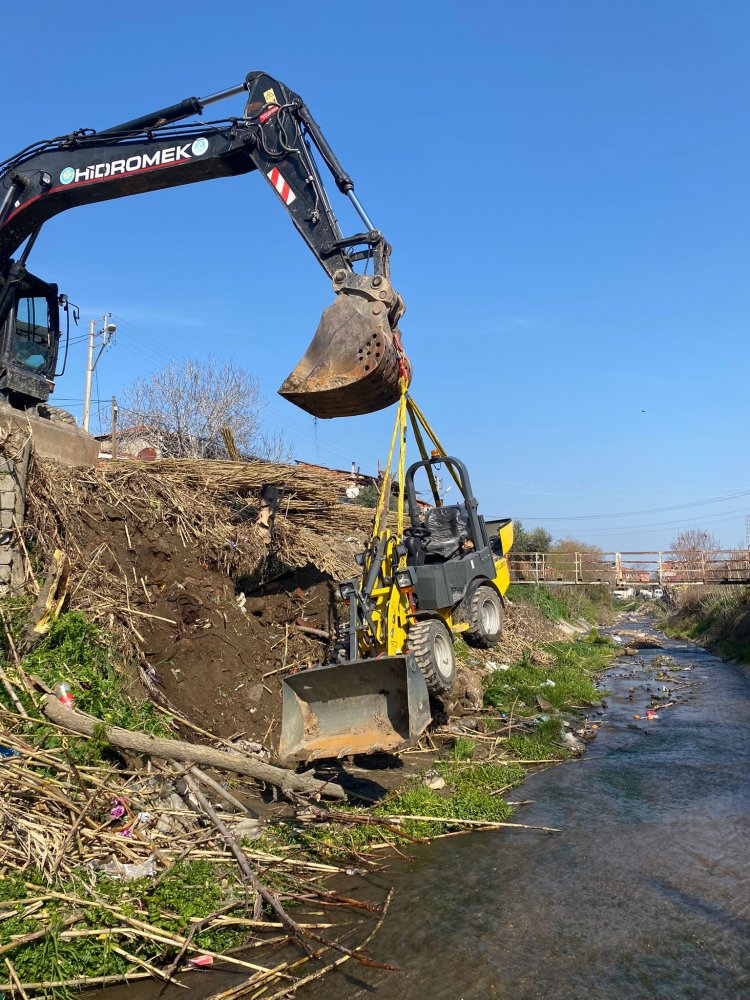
[0,72,409,418]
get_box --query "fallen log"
[41,696,346,800]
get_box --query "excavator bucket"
[278,291,411,418]
[278,654,431,763]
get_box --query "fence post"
[658,552,663,585]
[575,552,580,584]
[615,552,622,586]
[534,552,539,584]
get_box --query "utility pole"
[82,320,95,432]
[82,314,117,432]
[111,396,118,460]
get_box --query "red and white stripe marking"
[267,167,296,205]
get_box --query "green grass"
[0,861,253,987]
[0,611,172,764]
[380,760,521,836]
[664,587,750,662]
[507,583,614,624]
[507,717,565,758]
[483,632,611,718]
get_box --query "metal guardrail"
[508,551,750,586]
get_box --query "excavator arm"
[0,72,410,418]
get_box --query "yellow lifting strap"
[372,389,463,546]
[406,397,463,494]
[373,385,408,541]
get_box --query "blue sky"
[6,1,749,551]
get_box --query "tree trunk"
[42,696,345,800]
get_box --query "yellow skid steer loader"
[279,396,514,763]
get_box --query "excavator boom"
[0,71,410,418]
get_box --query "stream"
[120,619,750,999]
[302,618,750,999]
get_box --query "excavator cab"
[0,272,62,405]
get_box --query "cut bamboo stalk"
[385,815,560,832]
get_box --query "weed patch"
[508,584,614,624]
[0,862,251,987]
[665,587,750,662]
[0,611,172,766]
[484,633,611,719]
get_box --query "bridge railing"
[507,550,750,586]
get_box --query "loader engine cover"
[278,290,411,419]
[279,654,430,763]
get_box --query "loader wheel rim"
[480,596,501,635]
[433,630,454,682]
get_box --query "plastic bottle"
[54,682,75,708]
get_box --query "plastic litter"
[486,661,510,673]
[540,679,556,688]
[187,955,214,968]
[97,855,157,880]
[562,731,585,752]
[0,745,20,759]
[54,681,74,709]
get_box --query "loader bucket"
[278,654,431,763]
[278,291,411,418]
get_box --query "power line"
[521,487,750,522]
[536,507,748,540]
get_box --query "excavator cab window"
[15,292,52,371]
[0,276,59,377]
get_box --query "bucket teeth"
[278,293,411,418]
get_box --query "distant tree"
[349,482,399,512]
[668,528,721,580]
[552,538,603,555]
[121,357,292,461]
[513,519,552,553]
[550,538,605,583]
[669,528,720,556]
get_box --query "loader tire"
[464,583,504,649]
[409,618,456,694]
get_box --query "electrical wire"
[537,505,750,538]
[522,487,750,522]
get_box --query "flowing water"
[120,621,750,999]
[302,621,750,999]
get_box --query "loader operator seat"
[420,504,470,561]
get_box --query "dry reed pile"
[23,456,377,658]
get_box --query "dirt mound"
[24,456,376,746]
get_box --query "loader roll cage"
[404,456,490,559]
